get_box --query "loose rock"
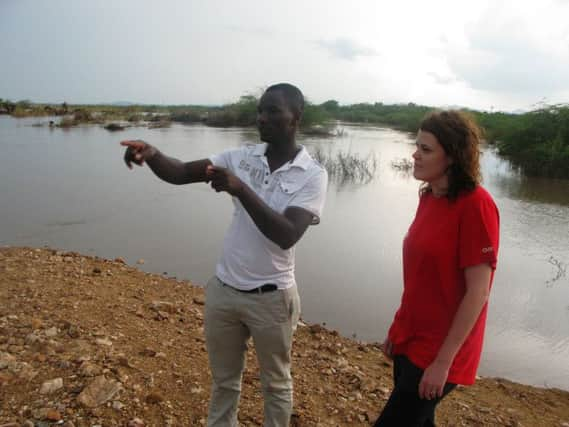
[39,377,63,394]
[77,375,122,408]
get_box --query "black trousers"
[373,355,456,427]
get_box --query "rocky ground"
[1,247,569,427]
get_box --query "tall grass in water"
[312,146,378,184]
[390,158,413,178]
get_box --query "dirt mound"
[1,247,568,426]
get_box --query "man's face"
[256,90,298,144]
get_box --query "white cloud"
[444,2,569,95]
[1,0,568,111]
[315,37,379,61]
[427,72,456,86]
[225,25,277,39]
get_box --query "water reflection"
[483,147,569,206]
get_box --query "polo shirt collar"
[253,143,311,171]
[252,143,267,157]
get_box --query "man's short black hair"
[266,83,305,119]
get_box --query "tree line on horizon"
[1,96,568,179]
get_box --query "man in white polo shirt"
[121,83,328,427]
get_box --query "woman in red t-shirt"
[374,111,500,426]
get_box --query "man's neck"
[265,140,300,172]
[266,138,300,158]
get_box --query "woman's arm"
[418,263,492,399]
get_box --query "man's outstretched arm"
[121,140,211,184]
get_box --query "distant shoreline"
[3,96,568,179]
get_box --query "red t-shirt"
[388,186,500,385]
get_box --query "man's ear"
[293,113,302,129]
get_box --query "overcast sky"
[2,0,569,111]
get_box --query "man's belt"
[220,280,278,294]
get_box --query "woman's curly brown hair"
[419,110,483,200]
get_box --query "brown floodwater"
[1,116,568,390]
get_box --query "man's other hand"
[206,165,244,196]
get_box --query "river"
[1,116,568,390]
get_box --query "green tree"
[321,100,339,113]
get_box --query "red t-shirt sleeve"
[458,190,500,269]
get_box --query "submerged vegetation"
[391,158,413,176]
[312,146,378,185]
[2,95,568,179]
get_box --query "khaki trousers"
[204,276,300,427]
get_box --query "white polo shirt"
[209,143,328,290]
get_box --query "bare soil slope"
[1,247,568,427]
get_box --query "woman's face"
[412,130,453,185]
